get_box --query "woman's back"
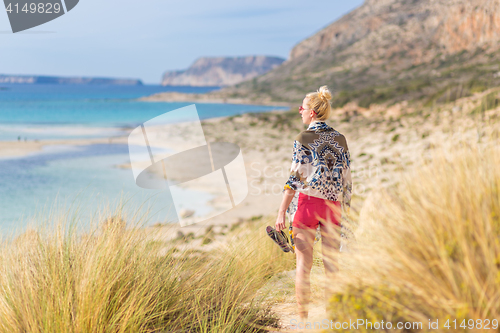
[285,119,351,208]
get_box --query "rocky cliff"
[289,0,500,65]
[161,56,285,87]
[0,75,143,85]
[220,0,500,106]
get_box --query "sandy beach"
[3,88,499,248]
[137,91,292,107]
[0,137,129,159]
[2,89,500,332]
[7,0,500,330]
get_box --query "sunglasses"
[299,106,318,115]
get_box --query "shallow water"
[0,143,217,235]
[0,84,288,234]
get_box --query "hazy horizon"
[1,0,363,84]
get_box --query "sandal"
[266,226,294,253]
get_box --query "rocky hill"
[0,75,143,85]
[161,56,285,87]
[217,0,500,106]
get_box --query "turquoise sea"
[0,84,287,235]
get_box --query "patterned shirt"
[283,120,352,216]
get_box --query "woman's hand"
[275,210,287,232]
[276,188,295,231]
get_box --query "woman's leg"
[294,226,316,319]
[320,202,341,303]
[320,223,340,301]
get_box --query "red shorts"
[293,192,341,229]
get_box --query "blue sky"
[0,0,363,84]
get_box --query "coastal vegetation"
[0,210,293,332]
[327,133,500,332]
[2,82,500,331]
[5,1,500,329]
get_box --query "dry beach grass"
[0,205,296,333]
[325,133,500,332]
[0,88,499,331]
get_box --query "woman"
[275,85,352,319]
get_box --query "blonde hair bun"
[317,85,332,102]
[305,85,333,120]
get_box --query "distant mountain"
[161,56,285,87]
[0,75,143,85]
[218,0,500,106]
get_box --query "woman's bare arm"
[275,188,296,231]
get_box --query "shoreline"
[0,137,128,158]
[137,91,292,107]
[0,112,293,236]
[4,89,500,242]
[0,105,294,160]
